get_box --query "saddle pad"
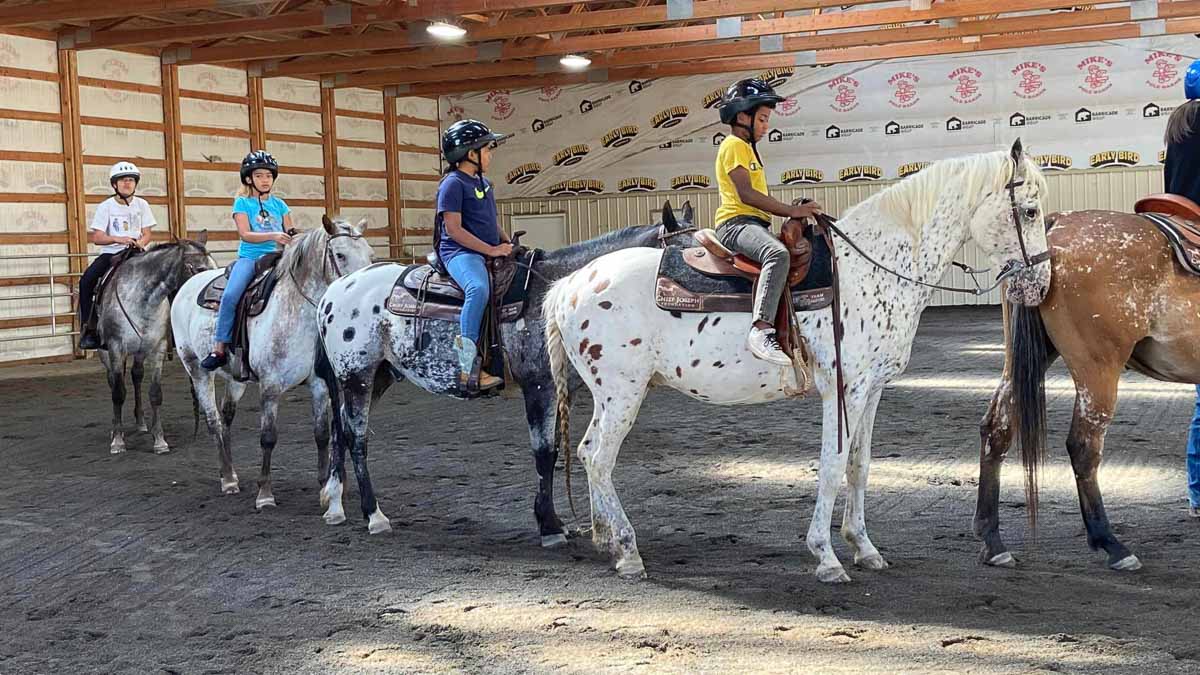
[1141,213,1200,275]
[655,230,834,313]
[386,251,535,323]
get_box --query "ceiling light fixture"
[426,21,466,40]
[560,54,592,69]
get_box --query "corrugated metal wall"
[497,165,1164,306]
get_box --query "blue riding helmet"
[1186,58,1200,100]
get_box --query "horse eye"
[336,253,346,260]
[1023,207,1038,220]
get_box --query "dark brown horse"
[976,206,1200,572]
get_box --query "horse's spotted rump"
[586,344,603,361]
[343,327,356,342]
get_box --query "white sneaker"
[747,326,791,366]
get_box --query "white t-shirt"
[90,196,156,255]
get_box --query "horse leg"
[309,375,332,491]
[320,375,349,527]
[189,370,238,493]
[218,380,245,462]
[131,355,147,432]
[578,381,650,579]
[331,368,388,533]
[254,388,281,509]
[1066,368,1139,571]
[147,347,170,453]
[807,389,864,583]
[100,351,127,453]
[841,388,887,570]
[974,376,1017,567]
[523,380,567,547]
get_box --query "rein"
[289,229,364,308]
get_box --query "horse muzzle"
[1003,257,1051,307]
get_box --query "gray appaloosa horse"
[314,202,696,538]
[92,233,215,454]
[171,216,374,509]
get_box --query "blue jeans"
[446,253,490,343]
[1189,385,1200,507]
[215,258,256,344]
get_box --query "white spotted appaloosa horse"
[171,216,374,509]
[544,140,1052,583]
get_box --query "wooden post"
[383,91,401,259]
[160,62,186,239]
[58,47,85,353]
[247,71,266,151]
[319,85,339,214]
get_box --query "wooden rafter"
[69,0,606,50]
[402,17,1200,96]
[327,0,1184,87]
[0,0,278,27]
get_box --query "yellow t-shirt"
[714,135,771,226]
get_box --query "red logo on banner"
[538,86,562,102]
[828,75,860,113]
[948,66,983,104]
[1078,55,1113,94]
[445,104,466,122]
[486,90,515,120]
[775,96,800,117]
[1011,62,1047,99]
[888,72,921,109]
[1146,51,1184,90]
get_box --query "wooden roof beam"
[69,0,605,50]
[403,21,1187,96]
[0,0,277,27]
[283,0,1142,80]
[337,5,1152,88]
[184,0,885,65]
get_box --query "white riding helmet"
[109,161,141,186]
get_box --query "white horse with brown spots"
[543,141,1052,583]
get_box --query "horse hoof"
[615,557,646,580]
[1110,555,1142,571]
[220,479,240,495]
[986,552,1016,568]
[367,509,392,535]
[541,533,569,548]
[323,510,346,526]
[817,566,852,583]
[256,496,277,510]
[109,443,126,454]
[855,554,889,570]
[153,441,170,454]
[138,424,149,433]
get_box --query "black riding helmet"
[718,78,785,166]
[240,150,279,188]
[442,119,507,175]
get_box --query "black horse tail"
[189,378,200,439]
[1010,301,1052,535]
[313,333,343,482]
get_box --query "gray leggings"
[715,216,789,325]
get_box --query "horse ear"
[196,229,208,247]
[661,201,677,231]
[322,214,337,235]
[1010,137,1025,164]
[681,200,694,225]
[355,217,369,235]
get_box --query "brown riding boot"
[455,335,502,390]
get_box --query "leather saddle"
[1134,193,1200,275]
[196,251,284,381]
[385,248,533,324]
[89,245,143,321]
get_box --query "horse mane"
[281,225,331,279]
[542,223,660,261]
[865,150,1047,240]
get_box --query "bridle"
[290,227,367,308]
